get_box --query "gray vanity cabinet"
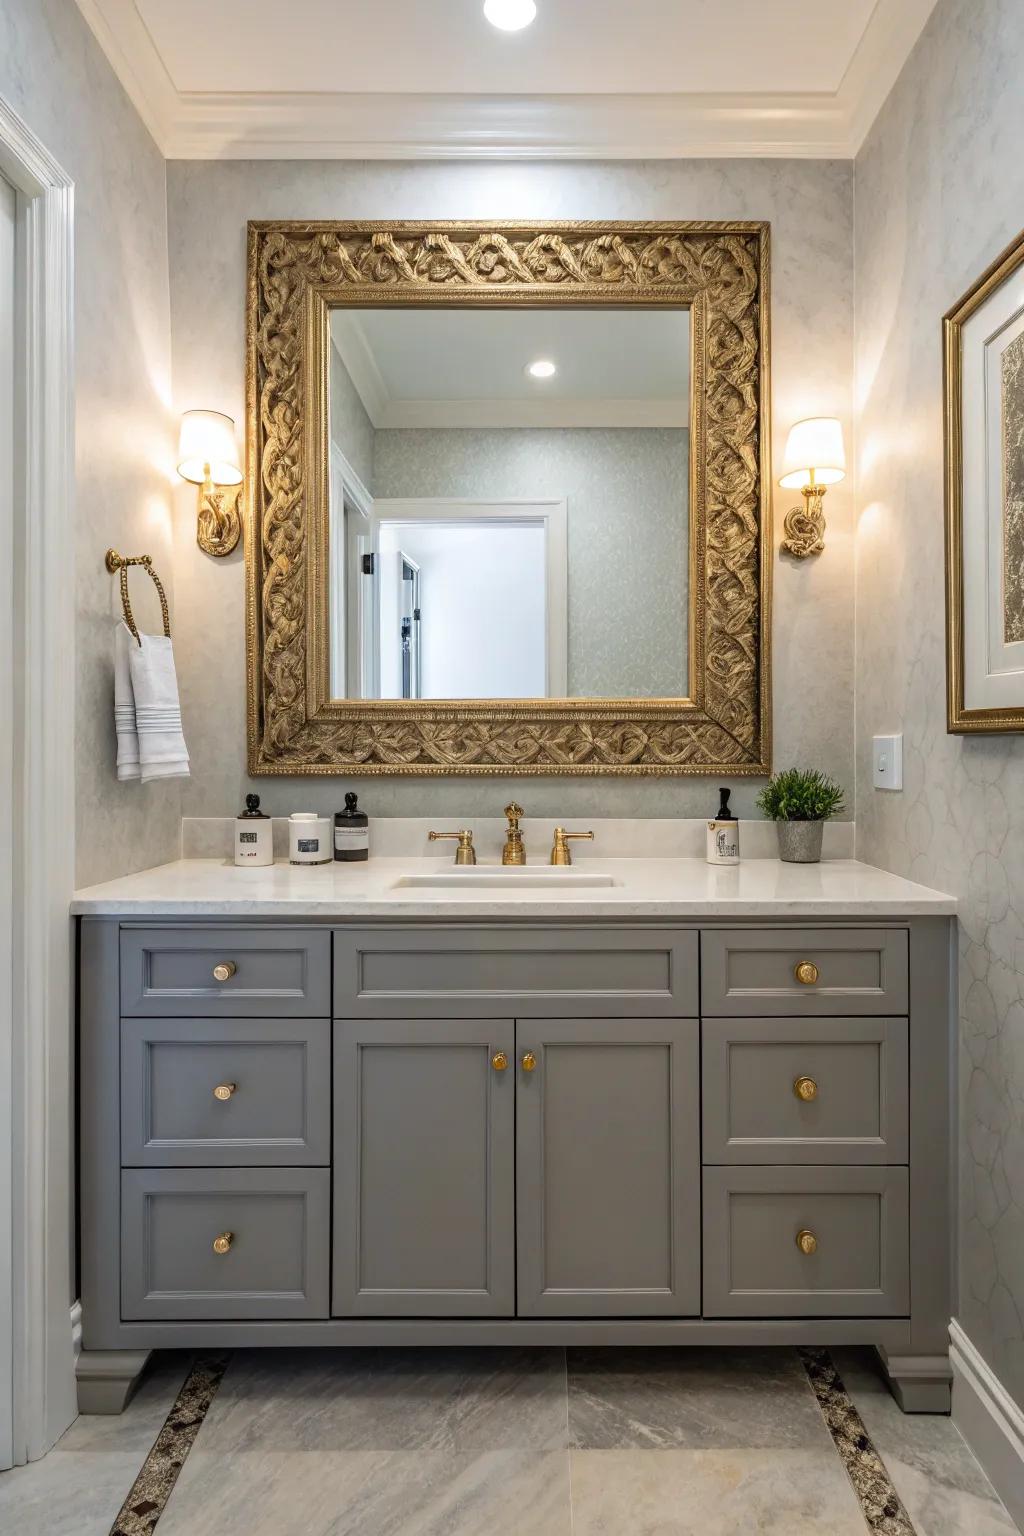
[332,1019,515,1317]
[515,1018,700,1317]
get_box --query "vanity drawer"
[121,1167,329,1320]
[702,1165,909,1317]
[700,928,908,1016]
[120,927,331,1017]
[701,1017,908,1164]
[333,927,699,1017]
[120,1018,331,1166]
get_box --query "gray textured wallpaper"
[854,0,1024,1412]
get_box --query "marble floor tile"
[832,1348,1018,1535]
[567,1345,830,1450]
[0,1451,147,1536]
[569,1447,867,1536]
[198,1347,569,1454]
[157,1449,572,1536]
[55,1352,193,1456]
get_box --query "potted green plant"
[756,767,845,863]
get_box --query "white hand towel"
[114,621,141,781]
[124,627,191,783]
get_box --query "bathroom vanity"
[74,856,956,1415]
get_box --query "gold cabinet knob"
[212,1231,234,1255]
[794,960,819,986]
[793,1076,818,1102]
[212,961,237,983]
[521,1051,537,1073]
[213,1082,236,1102]
[491,1052,508,1072]
[796,1229,818,1255]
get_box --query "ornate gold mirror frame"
[245,220,771,775]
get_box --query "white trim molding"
[74,0,939,161]
[0,92,77,1464]
[950,1319,1024,1531]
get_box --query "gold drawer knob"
[212,1231,234,1255]
[491,1052,508,1072]
[794,960,819,986]
[793,1076,818,1102]
[796,1229,818,1256]
[521,1051,537,1073]
[213,1082,236,1102]
[212,961,237,983]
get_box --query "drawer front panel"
[121,1168,329,1319]
[334,927,698,1017]
[121,927,331,1017]
[701,928,908,1016]
[702,1018,908,1164]
[121,1019,331,1166]
[702,1166,909,1317]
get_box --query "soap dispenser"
[234,793,274,867]
[706,787,740,866]
[334,792,369,862]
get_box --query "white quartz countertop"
[71,857,956,918]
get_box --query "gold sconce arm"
[781,480,828,559]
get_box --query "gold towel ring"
[105,549,171,646]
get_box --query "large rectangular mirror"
[245,221,770,776]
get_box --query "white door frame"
[373,498,569,697]
[0,94,77,1464]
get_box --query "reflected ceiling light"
[525,358,556,379]
[484,0,537,31]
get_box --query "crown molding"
[75,0,939,161]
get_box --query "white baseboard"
[950,1318,1024,1531]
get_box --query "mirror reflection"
[328,306,690,700]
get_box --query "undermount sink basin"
[394,866,618,890]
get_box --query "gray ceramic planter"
[776,819,824,863]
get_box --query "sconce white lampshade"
[779,416,846,488]
[176,410,242,487]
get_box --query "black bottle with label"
[334,792,369,862]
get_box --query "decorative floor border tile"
[800,1347,918,1536]
[108,1353,231,1536]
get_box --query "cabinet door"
[516,1019,700,1317]
[333,1019,515,1316]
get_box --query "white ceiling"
[75,0,939,158]
[330,308,691,429]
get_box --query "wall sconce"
[779,416,846,558]
[177,410,243,557]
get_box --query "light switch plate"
[872,734,903,791]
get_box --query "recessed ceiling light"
[525,358,556,379]
[484,0,537,32]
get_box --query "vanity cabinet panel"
[702,1166,909,1318]
[333,927,699,1018]
[121,1167,330,1320]
[120,1018,331,1167]
[332,1019,515,1317]
[701,928,909,1016]
[701,1017,909,1165]
[515,1019,700,1317]
[121,927,331,1018]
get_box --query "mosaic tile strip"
[800,1348,917,1536]
[109,1353,231,1536]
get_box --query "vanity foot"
[76,1348,152,1415]
[876,1347,952,1413]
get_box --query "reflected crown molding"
[75,0,938,161]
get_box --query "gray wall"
[0,0,181,885]
[853,0,1024,1409]
[331,341,375,493]
[167,158,855,822]
[372,426,689,698]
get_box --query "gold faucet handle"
[428,829,477,865]
[550,827,595,866]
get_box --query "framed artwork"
[945,227,1024,732]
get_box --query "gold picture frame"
[245,220,772,775]
[945,226,1024,733]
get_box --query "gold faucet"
[428,829,476,865]
[502,803,526,865]
[550,827,594,865]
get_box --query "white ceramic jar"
[288,812,332,865]
[234,793,274,867]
